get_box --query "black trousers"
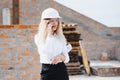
[40,62,69,80]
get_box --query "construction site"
[0,0,120,80]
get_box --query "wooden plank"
[67,67,81,70]
[66,62,80,67]
[72,47,80,50]
[79,41,91,75]
[63,31,79,34]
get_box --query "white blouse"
[34,34,72,64]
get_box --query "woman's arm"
[51,54,66,64]
[51,44,72,64]
[62,44,72,63]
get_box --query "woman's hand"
[51,54,66,64]
[47,23,54,37]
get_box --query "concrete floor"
[90,60,120,67]
[69,75,120,80]
[70,60,120,80]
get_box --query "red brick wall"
[115,45,120,60]
[77,26,120,60]
[0,25,41,80]
[0,25,120,79]
[0,0,120,61]
[109,27,120,35]
[19,0,52,24]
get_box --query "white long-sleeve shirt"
[34,33,72,64]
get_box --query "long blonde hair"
[35,19,67,46]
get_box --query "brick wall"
[19,0,52,24]
[0,0,120,60]
[114,43,120,60]
[76,26,120,60]
[109,27,120,35]
[0,25,120,79]
[0,25,41,80]
[0,0,120,36]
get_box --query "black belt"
[42,62,64,66]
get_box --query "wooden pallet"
[63,24,82,75]
[63,24,91,75]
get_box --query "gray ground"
[70,60,120,80]
[69,75,120,80]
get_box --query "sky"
[55,0,120,27]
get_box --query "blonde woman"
[34,8,72,80]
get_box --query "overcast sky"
[55,0,120,27]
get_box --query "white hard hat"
[41,8,62,19]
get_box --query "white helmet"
[41,8,61,19]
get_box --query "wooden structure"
[63,24,82,75]
[63,23,91,75]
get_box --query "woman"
[34,8,72,80]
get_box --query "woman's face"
[47,18,59,31]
